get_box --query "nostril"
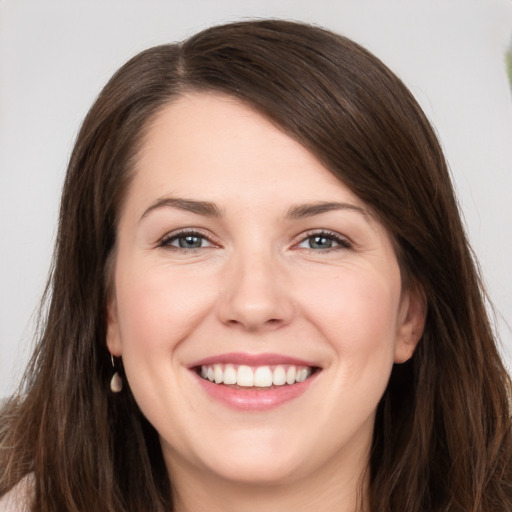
[224,316,285,331]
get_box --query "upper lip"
[188,352,320,369]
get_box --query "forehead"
[129,92,365,211]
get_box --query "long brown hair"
[1,19,511,512]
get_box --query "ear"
[106,296,123,357]
[394,284,426,364]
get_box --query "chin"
[176,429,311,486]
[205,455,303,486]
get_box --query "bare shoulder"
[0,475,34,512]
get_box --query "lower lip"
[193,371,319,411]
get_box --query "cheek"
[296,265,401,385]
[112,263,219,428]
[302,267,400,336]
[113,261,218,354]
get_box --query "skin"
[107,92,425,512]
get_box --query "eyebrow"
[285,201,368,219]
[140,197,222,221]
[140,197,368,222]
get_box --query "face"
[107,92,424,490]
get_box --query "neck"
[166,447,370,512]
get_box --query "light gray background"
[1,0,511,397]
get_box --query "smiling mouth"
[196,364,319,389]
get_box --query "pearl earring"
[110,355,123,393]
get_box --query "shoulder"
[0,474,34,512]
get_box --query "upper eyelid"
[161,228,209,238]
[156,227,352,248]
[159,228,219,246]
[294,229,352,245]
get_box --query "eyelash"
[295,230,352,252]
[158,229,352,253]
[158,229,217,251]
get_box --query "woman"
[1,19,511,512]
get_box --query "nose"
[217,249,295,332]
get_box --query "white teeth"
[286,366,296,385]
[272,365,286,386]
[237,365,254,387]
[254,366,273,387]
[236,365,254,387]
[223,364,237,385]
[214,364,223,384]
[199,363,314,388]
[296,367,310,382]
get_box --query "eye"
[296,231,351,251]
[159,231,214,250]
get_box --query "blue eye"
[297,231,351,251]
[160,232,213,250]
